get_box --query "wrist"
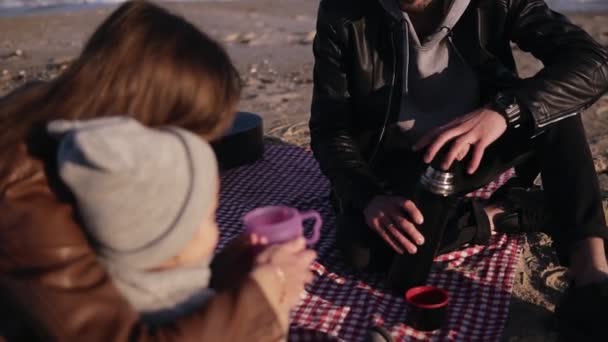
[251,265,286,302]
[488,92,524,129]
[359,193,379,213]
[251,266,289,328]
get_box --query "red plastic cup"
[405,286,449,331]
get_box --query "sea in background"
[0,0,196,8]
[0,0,607,14]
[0,0,231,16]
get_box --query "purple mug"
[243,206,322,245]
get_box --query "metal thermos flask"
[386,152,460,292]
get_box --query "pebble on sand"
[224,33,240,43]
[223,32,258,44]
[50,56,74,65]
[302,31,316,44]
[260,77,274,84]
[594,156,608,173]
[295,15,311,21]
[1,70,10,81]
[239,32,257,44]
[13,70,27,80]
[1,50,25,60]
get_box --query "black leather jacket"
[310,0,608,210]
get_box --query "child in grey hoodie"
[48,116,220,325]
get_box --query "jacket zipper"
[537,106,588,128]
[403,22,410,95]
[537,111,586,128]
[531,107,585,139]
[369,23,403,164]
[524,85,600,130]
[446,32,467,66]
[476,8,494,59]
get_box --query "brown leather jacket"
[0,144,284,341]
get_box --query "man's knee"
[335,212,393,272]
[335,213,371,270]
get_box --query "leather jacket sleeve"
[507,0,608,133]
[310,1,386,210]
[0,170,284,342]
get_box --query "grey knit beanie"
[48,117,218,270]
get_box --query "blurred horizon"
[0,0,230,11]
[0,0,607,13]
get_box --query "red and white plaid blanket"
[216,143,522,342]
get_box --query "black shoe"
[438,198,491,254]
[438,178,552,254]
[490,184,553,235]
[555,280,608,341]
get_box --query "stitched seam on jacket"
[592,58,608,95]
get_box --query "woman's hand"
[209,233,259,290]
[363,195,425,255]
[250,238,317,329]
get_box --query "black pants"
[336,115,608,271]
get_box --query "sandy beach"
[1,1,608,340]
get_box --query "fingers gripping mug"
[243,206,322,245]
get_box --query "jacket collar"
[377,0,405,22]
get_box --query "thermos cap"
[420,166,455,196]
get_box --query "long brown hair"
[0,0,241,186]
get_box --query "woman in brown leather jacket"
[0,1,315,341]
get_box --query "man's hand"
[413,108,507,174]
[363,195,425,254]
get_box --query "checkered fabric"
[216,143,522,342]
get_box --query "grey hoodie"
[397,0,480,144]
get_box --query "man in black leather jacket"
[310,0,608,336]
